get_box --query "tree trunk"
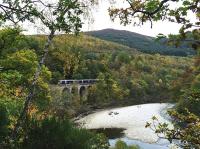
[11,29,55,140]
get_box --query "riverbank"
[73,102,174,121]
[76,103,174,143]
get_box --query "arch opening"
[71,86,77,94]
[79,86,86,97]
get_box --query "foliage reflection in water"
[89,128,126,139]
[89,128,173,149]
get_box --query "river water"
[76,103,179,149]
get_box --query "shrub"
[115,140,128,149]
[0,104,9,144]
[87,134,109,149]
[22,116,109,149]
[111,140,140,149]
[177,89,200,116]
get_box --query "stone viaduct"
[58,79,99,96]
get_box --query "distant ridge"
[85,28,195,56]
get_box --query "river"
[76,103,179,149]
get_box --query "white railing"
[58,79,99,85]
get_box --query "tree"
[0,0,97,143]
[109,0,200,147]
[109,0,200,49]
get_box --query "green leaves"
[112,140,140,149]
[109,0,200,50]
[53,0,84,33]
[23,116,97,149]
[155,33,166,41]
[183,0,191,6]
[144,0,160,12]
[0,0,86,34]
[1,47,52,107]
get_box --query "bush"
[111,140,140,149]
[87,134,109,149]
[0,104,9,144]
[22,117,109,149]
[115,140,128,149]
[177,89,200,116]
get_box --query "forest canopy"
[0,0,199,148]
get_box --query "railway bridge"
[58,79,99,96]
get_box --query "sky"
[20,0,186,37]
[81,1,182,37]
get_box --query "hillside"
[1,28,192,104]
[1,28,196,148]
[34,34,138,54]
[86,29,196,56]
[31,33,193,104]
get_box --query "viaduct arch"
[58,79,98,96]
